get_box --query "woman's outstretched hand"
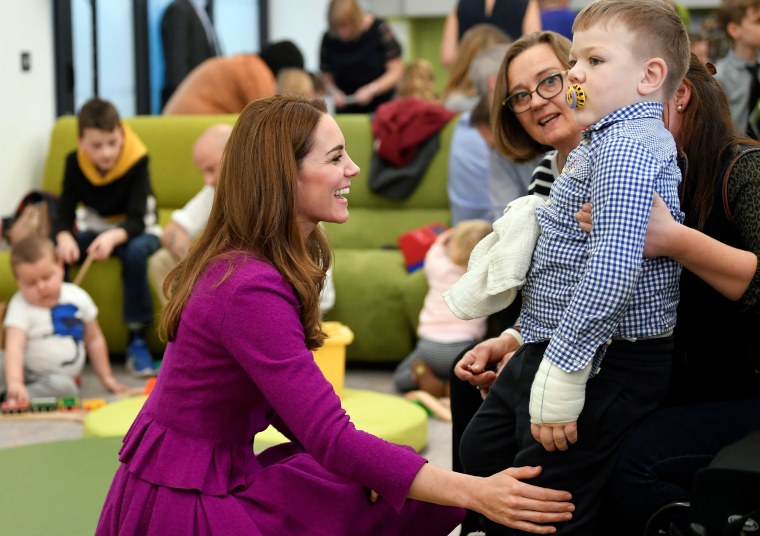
[478,466,574,533]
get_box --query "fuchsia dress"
[96,255,464,535]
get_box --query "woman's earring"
[677,103,684,112]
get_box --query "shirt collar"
[724,48,760,69]
[583,101,664,138]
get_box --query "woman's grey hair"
[469,43,511,96]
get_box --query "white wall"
[269,0,331,72]
[0,0,56,217]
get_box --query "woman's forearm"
[522,0,542,34]
[667,223,757,300]
[440,10,459,68]
[373,58,404,94]
[408,463,478,510]
[408,463,574,533]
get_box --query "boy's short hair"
[717,0,760,35]
[10,235,58,272]
[573,0,690,99]
[77,97,121,137]
[449,219,492,267]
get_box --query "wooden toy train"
[1,396,106,414]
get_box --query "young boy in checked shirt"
[459,1,690,534]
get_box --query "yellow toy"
[566,84,587,109]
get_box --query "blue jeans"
[75,231,160,325]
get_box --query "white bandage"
[501,328,524,347]
[529,358,593,424]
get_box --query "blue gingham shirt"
[521,102,684,373]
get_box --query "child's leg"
[70,231,99,278]
[459,343,544,535]
[485,338,673,536]
[148,248,179,306]
[393,346,425,392]
[25,371,79,399]
[421,339,474,380]
[393,339,473,394]
[0,355,78,400]
[114,233,160,326]
[115,233,160,377]
[448,344,482,474]
[448,346,486,535]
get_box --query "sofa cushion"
[325,248,418,362]
[323,207,450,250]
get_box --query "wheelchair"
[643,432,760,536]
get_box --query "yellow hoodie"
[76,124,147,187]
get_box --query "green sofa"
[0,113,456,363]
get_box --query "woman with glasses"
[492,31,580,199]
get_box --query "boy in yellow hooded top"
[53,98,160,377]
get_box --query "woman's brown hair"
[160,95,331,350]
[491,31,572,163]
[678,54,759,231]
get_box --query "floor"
[0,361,464,535]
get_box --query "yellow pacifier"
[566,84,587,109]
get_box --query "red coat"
[372,97,457,167]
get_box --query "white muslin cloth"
[444,195,545,320]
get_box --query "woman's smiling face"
[506,43,580,156]
[295,114,360,235]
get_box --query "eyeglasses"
[502,71,566,114]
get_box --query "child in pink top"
[393,219,491,395]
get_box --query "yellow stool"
[83,389,428,452]
[314,321,353,397]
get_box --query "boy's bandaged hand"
[529,357,592,451]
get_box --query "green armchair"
[0,113,457,364]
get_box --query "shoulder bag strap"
[722,146,760,224]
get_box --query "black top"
[456,0,529,41]
[320,17,401,113]
[53,152,155,240]
[670,149,760,404]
